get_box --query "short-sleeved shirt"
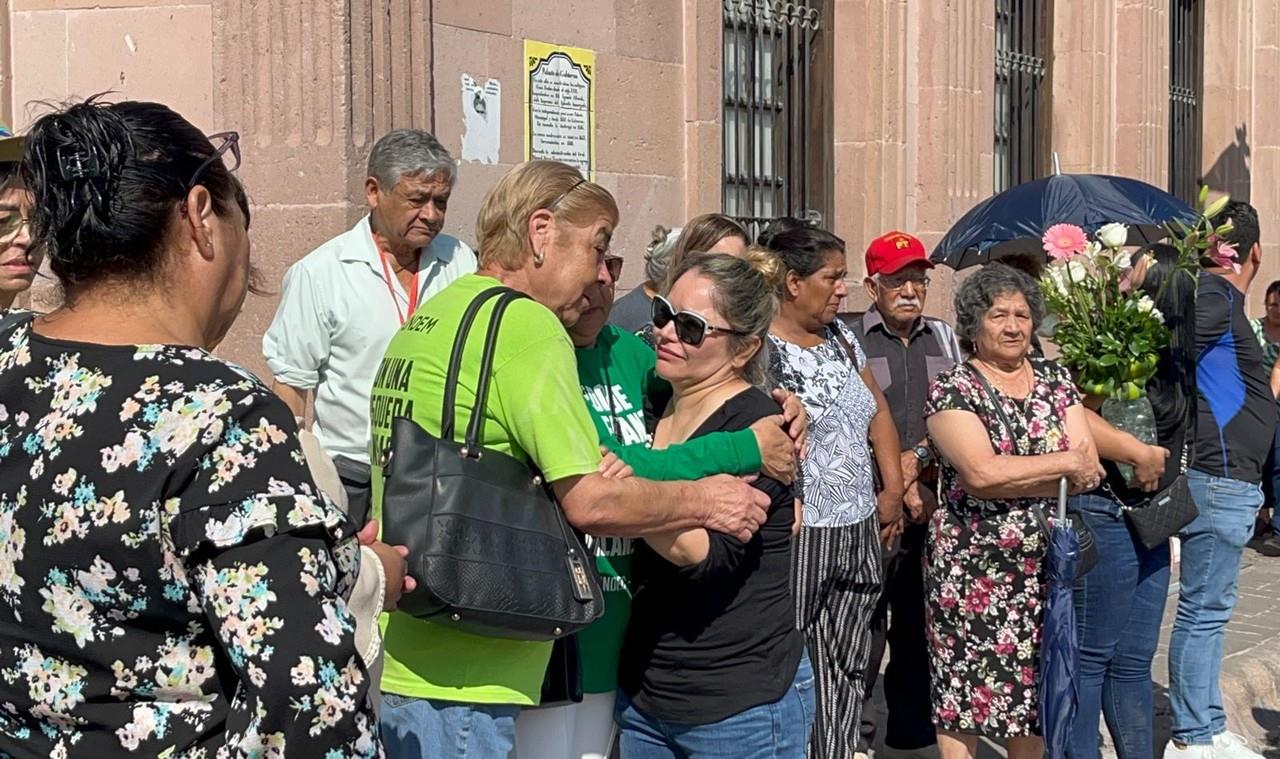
[768,320,878,527]
[1194,273,1277,482]
[847,309,963,449]
[0,316,377,757]
[926,359,1081,517]
[263,216,476,464]
[369,274,602,706]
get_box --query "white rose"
[1097,222,1129,249]
[1131,294,1165,323]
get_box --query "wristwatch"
[912,444,934,465]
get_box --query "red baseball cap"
[864,231,933,277]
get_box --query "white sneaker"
[1212,731,1264,759]
[1163,741,1214,759]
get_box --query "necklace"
[976,357,1032,398]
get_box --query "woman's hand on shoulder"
[770,388,809,458]
[750,415,797,484]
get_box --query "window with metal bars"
[994,0,1050,192]
[1169,0,1203,203]
[721,0,831,238]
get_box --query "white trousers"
[511,691,617,759]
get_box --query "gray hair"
[666,249,783,386]
[953,263,1046,355]
[644,225,681,286]
[367,129,456,188]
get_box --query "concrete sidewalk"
[865,545,1280,759]
[1137,546,1280,759]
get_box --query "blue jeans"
[1168,470,1263,745]
[380,693,520,758]
[616,652,815,758]
[1066,494,1171,759]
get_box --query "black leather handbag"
[1123,472,1196,550]
[1120,383,1199,549]
[380,287,605,641]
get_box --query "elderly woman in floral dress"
[924,264,1101,759]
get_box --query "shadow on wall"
[1202,123,1252,204]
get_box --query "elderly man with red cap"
[850,231,962,759]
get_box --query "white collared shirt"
[263,215,476,463]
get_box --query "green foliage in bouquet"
[1039,186,1234,400]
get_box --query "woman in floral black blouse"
[0,98,398,757]
[924,264,1101,759]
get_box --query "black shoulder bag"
[963,363,1098,579]
[1117,358,1199,549]
[380,287,605,641]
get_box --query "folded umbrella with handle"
[1039,477,1081,759]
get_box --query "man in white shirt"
[263,129,476,519]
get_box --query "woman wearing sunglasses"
[514,251,808,759]
[0,98,389,757]
[615,250,813,758]
[763,223,904,759]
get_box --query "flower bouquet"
[1038,186,1234,483]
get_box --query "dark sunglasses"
[604,255,623,283]
[183,131,242,199]
[651,294,748,347]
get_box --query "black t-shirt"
[619,387,803,725]
[1192,273,1277,482]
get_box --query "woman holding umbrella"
[924,264,1101,759]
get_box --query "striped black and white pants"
[793,515,884,759]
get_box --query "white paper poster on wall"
[524,40,595,178]
[461,74,501,165]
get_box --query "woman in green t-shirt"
[512,251,806,759]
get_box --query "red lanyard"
[375,236,421,326]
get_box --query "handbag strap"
[440,287,510,440]
[962,362,1020,447]
[464,290,531,453]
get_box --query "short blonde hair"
[475,160,619,269]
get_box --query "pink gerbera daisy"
[1042,223,1088,261]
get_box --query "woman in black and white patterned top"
[762,221,903,759]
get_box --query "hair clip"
[56,144,101,182]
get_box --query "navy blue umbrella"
[932,173,1197,269]
[1040,478,1081,759]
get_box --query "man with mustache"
[849,231,962,759]
[264,130,475,519]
